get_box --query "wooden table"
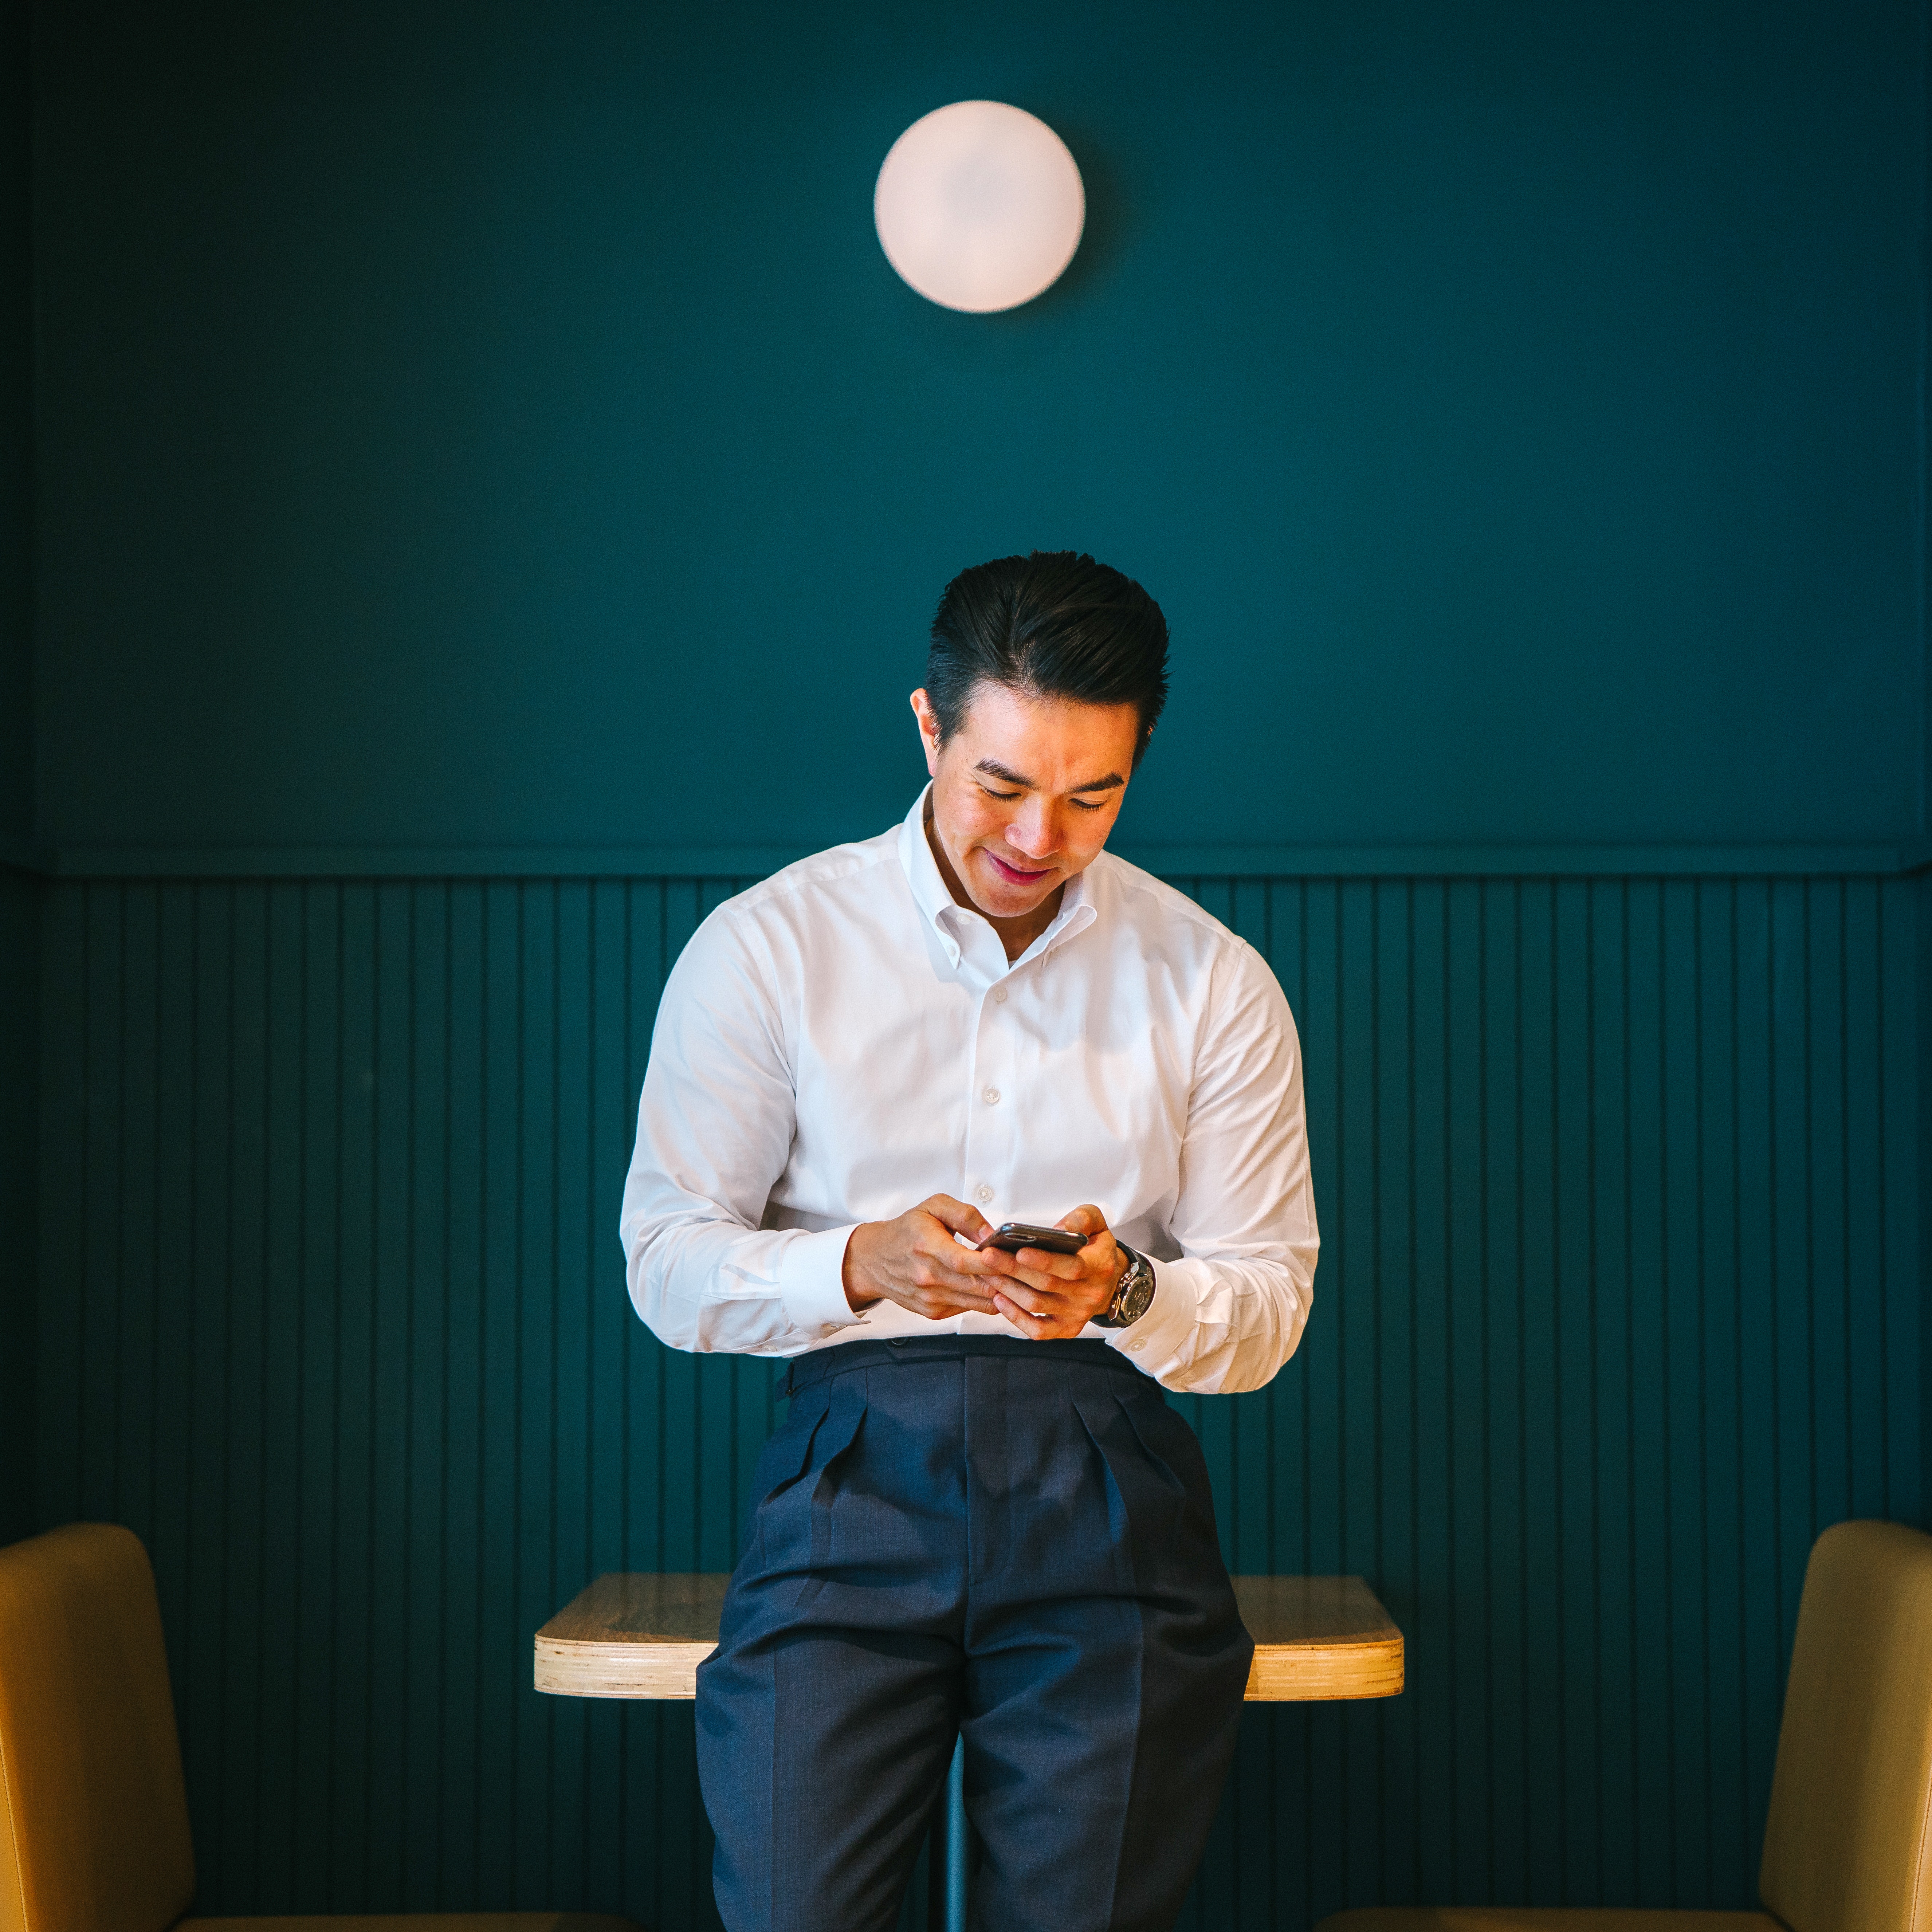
[536,1571,1402,1927]
[535,1570,1403,1701]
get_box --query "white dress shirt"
[619,789,1318,1394]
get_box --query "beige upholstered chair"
[1319,1519,1932,1932]
[0,1523,645,1932]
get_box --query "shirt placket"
[962,959,1017,1225]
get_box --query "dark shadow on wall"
[1025,123,1134,312]
[0,0,32,1550]
[1921,873,1932,1530]
[0,868,39,1547]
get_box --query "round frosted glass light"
[873,101,1085,313]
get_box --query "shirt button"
[982,1086,1000,1105]
[994,988,1009,1004]
[975,1184,994,1203]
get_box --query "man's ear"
[910,689,944,776]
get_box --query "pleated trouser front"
[695,1335,1254,1932]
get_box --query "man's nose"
[1007,804,1060,859]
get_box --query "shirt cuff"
[775,1224,865,1336]
[1103,1254,1197,1366]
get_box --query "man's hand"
[988,1205,1126,1340]
[843,1195,1020,1319]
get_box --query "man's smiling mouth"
[986,852,1053,883]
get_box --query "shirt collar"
[896,785,1099,971]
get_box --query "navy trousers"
[695,1336,1253,1932]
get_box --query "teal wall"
[8,1,1932,1928]
[25,0,1928,867]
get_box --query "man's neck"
[924,805,1066,963]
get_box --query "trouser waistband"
[780,1334,1143,1397]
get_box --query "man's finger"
[1000,1257,1071,1293]
[998,1277,1088,1320]
[945,1240,1016,1277]
[923,1240,1017,1295]
[993,1290,1067,1333]
[1014,1246,1086,1281]
[994,1275,1042,1313]
[927,1287,1001,1316]
[920,1246,1002,1291]
[915,1259,1002,1302]
[1058,1203,1107,1237]
[993,1288,1053,1322]
[924,1195,994,1243]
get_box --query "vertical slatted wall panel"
[32,873,1923,1931]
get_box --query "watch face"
[1095,1250,1154,1328]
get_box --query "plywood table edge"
[1245,1637,1404,1700]
[533,1640,1401,1701]
[537,1571,1403,1703]
[1230,1572,1403,1700]
[534,1637,714,1699]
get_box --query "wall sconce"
[873,101,1085,314]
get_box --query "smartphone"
[977,1221,1087,1256]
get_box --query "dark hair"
[926,551,1170,765]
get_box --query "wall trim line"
[5,836,1931,881]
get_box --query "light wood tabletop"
[534,1571,1403,1703]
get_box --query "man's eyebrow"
[974,758,1126,794]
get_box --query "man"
[620,550,1318,1932]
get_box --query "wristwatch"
[1092,1241,1156,1329]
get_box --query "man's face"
[912,680,1142,921]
